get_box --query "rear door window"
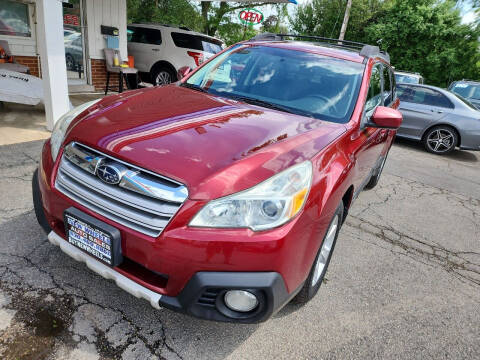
[409,87,454,108]
[171,32,223,53]
[127,26,162,45]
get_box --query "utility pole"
[339,0,353,41]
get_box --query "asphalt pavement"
[0,138,479,359]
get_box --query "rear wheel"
[151,66,175,86]
[423,126,457,155]
[293,202,344,304]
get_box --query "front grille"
[55,142,188,237]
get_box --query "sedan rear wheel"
[423,126,457,155]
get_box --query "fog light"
[224,290,258,312]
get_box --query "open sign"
[239,8,264,25]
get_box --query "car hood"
[66,85,346,200]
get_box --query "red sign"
[63,14,80,26]
[239,8,264,25]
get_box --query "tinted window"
[365,65,382,114]
[127,26,161,45]
[0,0,30,37]
[186,45,365,123]
[450,82,480,101]
[397,86,453,108]
[171,32,223,53]
[382,65,392,105]
[395,73,421,84]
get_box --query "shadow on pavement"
[0,211,260,359]
[394,137,478,163]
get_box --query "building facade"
[0,0,128,91]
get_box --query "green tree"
[127,0,203,31]
[363,0,480,86]
[289,0,388,40]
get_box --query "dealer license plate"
[64,207,122,266]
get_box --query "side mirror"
[368,106,403,129]
[177,66,192,81]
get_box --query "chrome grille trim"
[55,143,188,237]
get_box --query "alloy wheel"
[426,129,455,153]
[311,214,339,287]
[155,71,171,86]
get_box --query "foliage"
[289,0,388,40]
[290,0,480,86]
[362,0,480,86]
[127,0,203,31]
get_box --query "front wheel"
[293,202,344,304]
[365,153,388,190]
[423,126,457,155]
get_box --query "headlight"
[50,99,102,160]
[190,161,313,231]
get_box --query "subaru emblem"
[96,163,127,185]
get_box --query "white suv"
[127,24,224,85]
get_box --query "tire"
[151,66,175,86]
[66,54,75,71]
[32,169,51,234]
[293,201,344,304]
[364,152,388,190]
[423,125,458,155]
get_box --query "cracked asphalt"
[0,138,479,359]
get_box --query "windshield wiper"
[180,83,207,93]
[227,95,313,117]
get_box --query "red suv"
[33,34,402,323]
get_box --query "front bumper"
[47,230,294,322]
[35,140,321,322]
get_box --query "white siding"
[85,0,128,61]
[0,3,37,56]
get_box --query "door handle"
[152,48,160,52]
[430,109,443,113]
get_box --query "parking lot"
[0,138,479,359]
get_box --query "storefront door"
[63,0,86,84]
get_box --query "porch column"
[36,0,70,131]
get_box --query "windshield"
[185,45,365,123]
[450,82,480,101]
[451,91,479,110]
[395,74,421,84]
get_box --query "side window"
[127,27,161,45]
[408,87,454,108]
[396,85,414,102]
[365,64,382,115]
[144,28,162,45]
[127,26,137,43]
[382,65,392,106]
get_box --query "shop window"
[0,0,31,37]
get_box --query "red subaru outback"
[33,34,402,323]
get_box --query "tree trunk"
[339,0,353,41]
[201,2,211,35]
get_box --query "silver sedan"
[396,84,480,154]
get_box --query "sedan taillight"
[187,51,204,66]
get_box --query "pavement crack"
[346,215,480,287]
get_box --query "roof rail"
[249,33,390,62]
